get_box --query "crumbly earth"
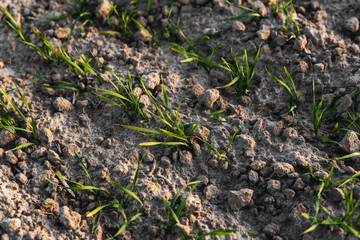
[1,0,360,239]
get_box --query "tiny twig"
[156,174,173,186]
[57,176,76,198]
[148,160,157,176]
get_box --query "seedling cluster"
[1,0,360,239]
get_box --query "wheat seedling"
[0,85,37,149]
[312,76,334,138]
[223,0,263,21]
[121,75,225,148]
[92,58,147,121]
[216,43,262,95]
[50,153,145,237]
[266,66,301,124]
[272,0,293,16]
[303,152,360,237]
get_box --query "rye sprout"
[312,76,334,138]
[87,154,145,237]
[334,92,360,136]
[50,153,145,237]
[31,74,81,92]
[155,179,201,239]
[266,66,301,125]
[1,6,26,41]
[49,153,108,232]
[121,75,225,148]
[155,179,252,239]
[157,3,183,46]
[105,0,148,37]
[2,9,101,88]
[92,58,147,121]
[33,29,101,86]
[273,0,293,16]
[303,152,360,237]
[58,0,93,48]
[129,2,181,47]
[170,19,229,73]
[28,34,102,88]
[0,85,37,148]
[223,0,263,21]
[216,43,262,95]
[283,0,297,35]
[199,128,240,161]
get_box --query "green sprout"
[266,66,301,125]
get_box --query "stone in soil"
[53,97,74,112]
[0,130,16,148]
[273,162,295,177]
[59,206,82,230]
[0,218,21,232]
[340,131,360,153]
[37,127,53,145]
[344,17,359,32]
[197,89,220,109]
[54,27,71,39]
[228,189,254,210]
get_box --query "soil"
[1,0,360,239]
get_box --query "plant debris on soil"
[1,0,360,239]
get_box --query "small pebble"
[344,17,359,32]
[293,178,305,190]
[254,0,267,16]
[5,151,18,165]
[257,29,271,41]
[248,170,259,184]
[233,21,246,32]
[297,61,308,73]
[197,89,220,108]
[228,189,254,210]
[15,173,28,184]
[314,170,329,180]
[273,162,295,177]
[37,127,53,145]
[160,156,171,167]
[0,218,21,232]
[55,27,71,39]
[326,188,345,202]
[250,161,266,171]
[204,185,218,199]
[340,131,360,153]
[196,0,208,5]
[31,147,47,159]
[293,35,307,52]
[179,150,192,166]
[95,0,112,22]
[135,29,152,43]
[63,144,80,158]
[267,179,281,193]
[263,223,280,237]
[314,63,324,72]
[334,95,352,117]
[59,206,82,230]
[283,189,296,200]
[41,198,60,215]
[53,97,74,112]
[144,151,155,163]
[274,35,287,47]
[0,130,16,147]
[141,72,160,90]
[47,149,60,164]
